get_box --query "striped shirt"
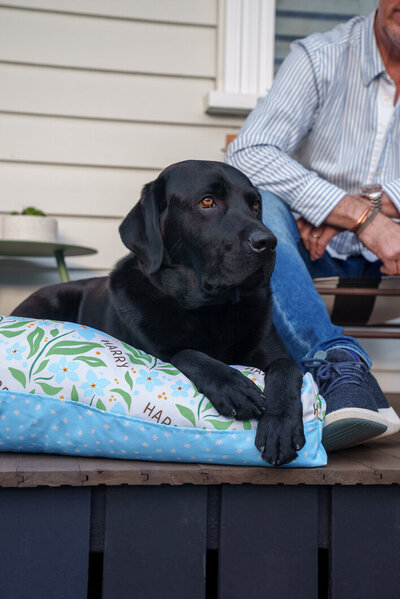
[225,11,400,261]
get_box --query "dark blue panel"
[102,485,207,599]
[0,487,91,599]
[331,485,400,599]
[219,485,319,599]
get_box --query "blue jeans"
[260,190,383,370]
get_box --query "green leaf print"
[242,420,252,430]
[37,382,63,396]
[71,385,79,402]
[0,330,24,338]
[8,367,26,388]
[96,399,106,411]
[122,344,153,365]
[73,355,107,367]
[156,365,181,376]
[205,418,235,430]
[33,359,50,376]
[27,326,45,359]
[0,320,33,329]
[125,371,133,390]
[46,340,102,356]
[201,401,213,413]
[176,404,196,427]
[110,388,132,410]
[50,328,59,337]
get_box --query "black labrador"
[12,160,305,465]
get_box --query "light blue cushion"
[0,315,327,467]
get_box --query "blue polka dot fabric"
[0,315,327,467]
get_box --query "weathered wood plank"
[219,485,318,598]
[102,485,207,599]
[2,433,400,488]
[331,486,400,599]
[0,486,91,599]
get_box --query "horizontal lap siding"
[0,1,241,315]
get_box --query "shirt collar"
[362,10,386,86]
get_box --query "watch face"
[361,183,382,194]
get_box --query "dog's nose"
[248,230,277,253]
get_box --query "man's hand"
[297,217,342,261]
[358,212,400,274]
[381,193,400,219]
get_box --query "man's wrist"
[325,193,373,231]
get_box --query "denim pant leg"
[259,189,371,368]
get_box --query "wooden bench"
[1,399,400,599]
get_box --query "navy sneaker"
[302,349,387,452]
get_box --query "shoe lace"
[302,358,368,396]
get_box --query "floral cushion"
[0,315,327,467]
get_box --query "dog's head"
[119,160,277,308]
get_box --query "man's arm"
[226,43,346,226]
[302,193,400,274]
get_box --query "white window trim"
[205,0,276,116]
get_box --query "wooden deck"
[1,394,400,489]
[1,431,400,488]
[0,395,399,599]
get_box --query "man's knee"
[259,189,299,243]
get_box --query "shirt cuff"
[383,180,400,213]
[292,176,346,226]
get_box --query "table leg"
[54,249,70,282]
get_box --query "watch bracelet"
[355,207,380,236]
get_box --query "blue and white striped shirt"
[226,12,400,261]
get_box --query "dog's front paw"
[255,412,305,466]
[206,367,265,420]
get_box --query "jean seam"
[272,295,312,354]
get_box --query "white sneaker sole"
[371,407,400,440]
[323,408,388,452]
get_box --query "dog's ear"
[119,179,165,274]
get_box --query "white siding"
[0,0,243,316]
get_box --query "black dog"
[12,160,305,465]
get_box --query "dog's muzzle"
[248,230,277,253]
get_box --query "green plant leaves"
[176,404,196,426]
[0,330,24,338]
[0,320,33,329]
[33,359,50,376]
[205,418,235,430]
[37,382,63,396]
[125,371,133,390]
[110,388,132,410]
[96,399,106,411]
[122,344,153,366]
[74,355,107,367]
[71,385,79,402]
[8,367,26,388]
[27,326,45,359]
[46,340,102,356]
[156,365,181,376]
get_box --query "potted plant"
[2,206,58,242]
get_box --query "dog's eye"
[200,197,216,208]
[252,200,261,212]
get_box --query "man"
[226,1,400,451]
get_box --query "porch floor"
[1,394,399,488]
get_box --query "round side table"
[0,240,97,283]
